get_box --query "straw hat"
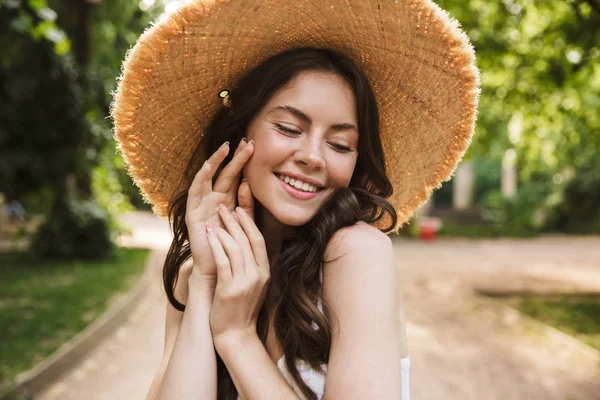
[111,0,480,233]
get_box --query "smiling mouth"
[274,173,325,193]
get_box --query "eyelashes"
[272,123,353,153]
[273,123,301,135]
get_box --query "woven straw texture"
[111,0,480,233]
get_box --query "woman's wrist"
[213,326,258,357]
[188,267,216,303]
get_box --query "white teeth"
[276,174,319,193]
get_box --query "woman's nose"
[294,136,325,169]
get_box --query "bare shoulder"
[323,220,392,264]
[321,220,398,323]
[320,221,402,394]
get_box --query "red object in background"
[419,225,436,241]
[417,217,442,241]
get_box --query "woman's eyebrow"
[270,105,358,133]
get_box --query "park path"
[36,212,600,400]
[398,237,600,400]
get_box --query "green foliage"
[478,156,600,234]
[481,184,550,236]
[438,220,501,238]
[436,157,503,207]
[555,156,600,233]
[92,155,134,217]
[3,0,71,54]
[1,0,160,259]
[32,199,115,259]
[472,157,502,204]
[0,2,116,258]
[0,12,86,200]
[437,0,600,233]
[85,0,160,211]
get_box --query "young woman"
[112,1,480,399]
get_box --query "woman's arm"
[203,205,298,399]
[213,332,298,400]
[146,263,218,400]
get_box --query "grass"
[437,220,538,238]
[0,247,149,391]
[396,220,539,239]
[437,221,498,238]
[513,295,600,351]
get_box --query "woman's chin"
[268,205,318,227]
[275,213,314,227]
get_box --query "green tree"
[0,0,159,258]
[437,0,600,233]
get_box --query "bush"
[554,160,600,233]
[481,182,552,237]
[31,199,115,259]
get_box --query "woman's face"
[243,70,359,226]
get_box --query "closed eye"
[274,123,354,153]
[330,143,352,152]
[274,123,301,135]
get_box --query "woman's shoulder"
[323,220,392,264]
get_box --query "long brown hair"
[163,47,397,399]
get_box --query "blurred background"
[1,0,599,399]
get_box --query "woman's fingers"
[223,139,248,202]
[187,160,211,206]
[188,142,230,199]
[212,139,254,194]
[235,206,269,272]
[217,204,254,263]
[205,224,232,283]
[209,225,246,277]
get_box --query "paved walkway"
[35,212,600,400]
[398,237,600,400]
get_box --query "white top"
[236,269,411,399]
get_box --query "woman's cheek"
[327,156,358,187]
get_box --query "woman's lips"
[275,174,322,200]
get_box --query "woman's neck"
[256,203,295,264]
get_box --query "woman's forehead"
[265,71,358,125]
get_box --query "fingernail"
[242,177,248,182]
[219,204,230,214]
[236,207,246,217]
[221,141,230,148]
[206,224,215,237]
[248,140,254,146]
[240,137,248,144]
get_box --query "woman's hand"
[205,190,270,347]
[185,139,255,288]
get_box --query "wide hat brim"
[111,0,480,233]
